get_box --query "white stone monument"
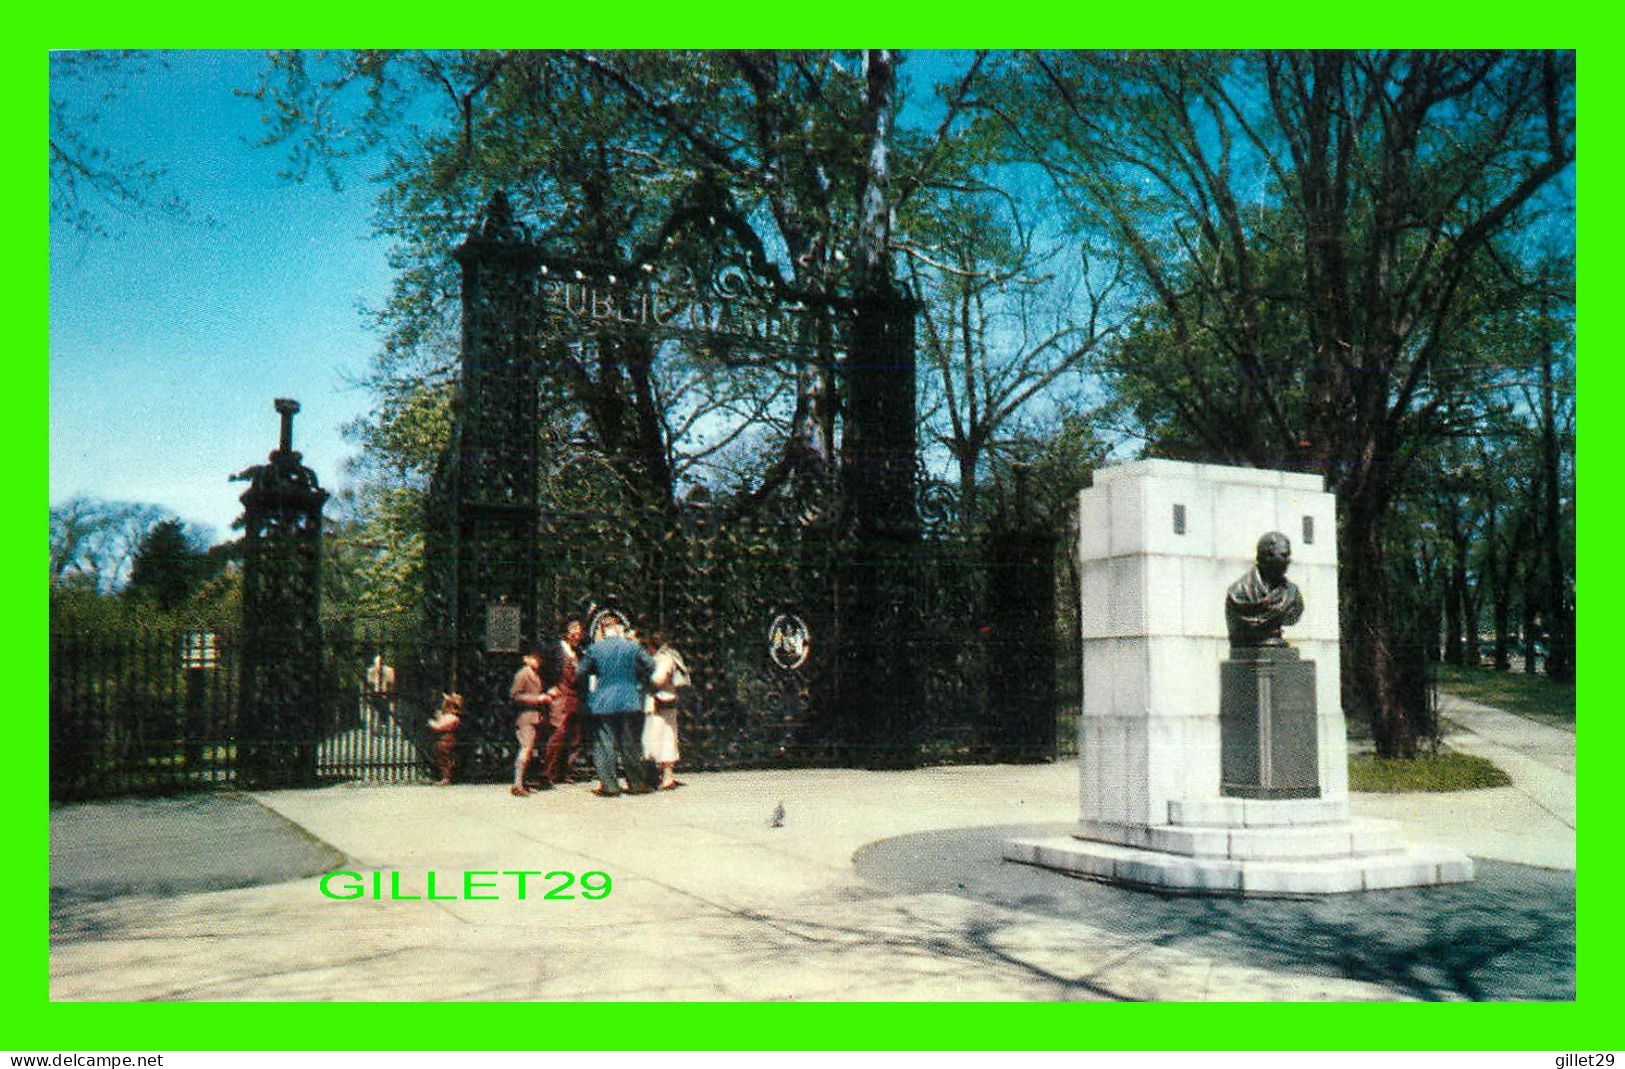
[1004,459,1474,894]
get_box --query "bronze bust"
[1225,532,1304,647]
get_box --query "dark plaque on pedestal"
[1220,647,1319,798]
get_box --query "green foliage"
[980,410,1108,526]
[182,564,242,630]
[321,487,428,632]
[50,497,166,592]
[123,520,220,611]
[50,499,240,634]
[52,560,239,636]
[1376,277,1575,681]
[1092,226,1315,464]
[1349,751,1512,793]
[345,378,455,483]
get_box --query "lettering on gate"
[537,261,825,360]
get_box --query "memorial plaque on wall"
[1219,648,1319,799]
[485,602,522,653]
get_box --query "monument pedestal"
[1002,459,1472,896]
[1220,647,1318,799]
[1007,796,1473,896]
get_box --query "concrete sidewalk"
[1349,693,1576,870]
[48,704,1575,1003]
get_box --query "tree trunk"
[1444,555,1466,666]
[855,50,896,287]
[1462,579,1482,667]
[1522,562,1540,674]
[1539,336,1575,683]
[623,334,677,511]
[1492,583,1513,672]
[1342,494,1419,759]
[957,449,979,533]
[1488,516,1529,673]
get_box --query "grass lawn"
[1434,663,1575,729]
[1349,750,1511,792]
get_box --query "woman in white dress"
[641,632,686,790]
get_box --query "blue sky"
[50,50,396,543]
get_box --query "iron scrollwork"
[915,473,961,538]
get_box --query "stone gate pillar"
[836,282,924,768]
[235,398,328,788]
[428,192,544,775]
[980,472,1057,761]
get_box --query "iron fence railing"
[51,529,1073,800]
[50,630,242,799]
[49,630,455,800]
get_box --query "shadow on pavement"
[50,791,346,933]
[853,822,1574,1002]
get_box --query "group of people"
[429,615,690,798]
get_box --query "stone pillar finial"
[274,398,300,454]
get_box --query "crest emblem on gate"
[588,604,632,641]
[768,613,811,671]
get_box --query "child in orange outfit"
[429,693,464,785]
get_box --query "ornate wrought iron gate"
[422,189,1059,780]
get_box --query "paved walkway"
[48,701,1576,1003]
[1349,693,1576,870]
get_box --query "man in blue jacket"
[574,614,656,796]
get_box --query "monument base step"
[1166,797,1349,827]
[1004,835,1474,897]
[1077,816,1406,861]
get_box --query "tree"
[50,497,166,592]
[123,519,223,612]
[1472,428,1538,672]
[246,51,996,490]
[1528,299,1576,682]
[1430,440,1487,667]
[53,504,239,636]
[987,50,1575,757]
[903,187,1123,530]
[49,496,112,586]
[319,486,428,630]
